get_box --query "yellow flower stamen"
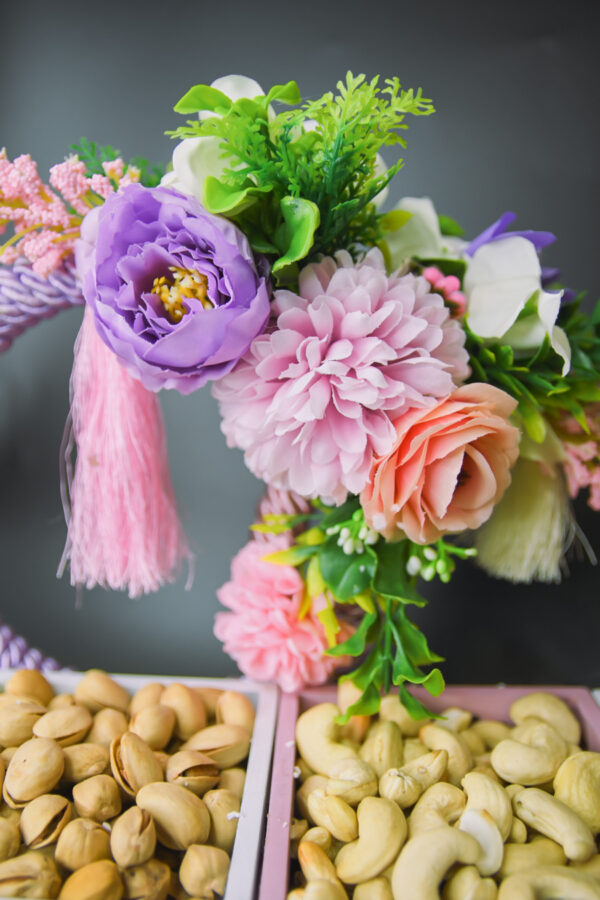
[151,266,211,323]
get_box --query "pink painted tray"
[258,684,600,900]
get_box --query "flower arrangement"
[2,73,599,717]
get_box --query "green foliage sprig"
[70,138,164,188]
[169,73,434,279]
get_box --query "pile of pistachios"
[0,668,255,899]
[288,685,600,899]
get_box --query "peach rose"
[360,383,520,544]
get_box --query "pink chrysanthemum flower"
[214,537,349,692]
[213,249,470,503]
[562,404,600,510]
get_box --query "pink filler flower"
[213,249,470,504]
[562,403,600,510]
[361,383,520,544]
[214,537,349,692]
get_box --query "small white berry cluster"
[326,511,379,556]
[406,542,477,583]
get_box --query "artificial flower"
[213,248,470,503]
[361,383,520,544]
[562,404,600,511]
[466,211,556,257]
[384,196,467,269]
[76,183,270,393]
[214,537,349,692]
[464,235,571,374]
[161,75,265,203]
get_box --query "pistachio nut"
[136,782,210,851]
[48,694,77,711]
[59,859,123,900]
[20,793,72,848]
[62,743,109,784]
[0,755,5,792]
[0,851,61,899]
[179,844,230,898]
[87,709,129,748]
[4,738,64,808]
[218,767,245,800]
[110,806,156,868]
[72,774,122,822]
[193,688,223,722]
[0,817,20,862]
[110,732,164,797]
[181,724,250,768]
[33,706,93,747]
[166,750,220,796]
[153,752,169,774]
[129,684,165,717]
[215,691,255,734]
[159,683,207,741]
[121,859,171,900]
[1,747,17,766]
[129,705,176,751]
[4,670,54,707]
[74,670,130,715]
[55,818,112,871]
[0,700,47,747]
[203,788,240,854]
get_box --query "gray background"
[1,0,599,683]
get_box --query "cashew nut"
[297,776,329,820]
[306,789,358,843]
[358,721,403,778]
[353,877,394,900]
[553,751,600,834]
[298,840,341,886]
[510,692,582,745]
[471,720,511,750]
[379,695,427,737]
[391,825,481,900]
[497,836,566,880]
[402,738,429,763]
[462,771,513,840]
[458,809,504,876]
[572,854,600,881]
[512,787,596,862]
[337,682,371,745]
[491,721,567,785]
[299,827,333,858]
[325,758,378,807]
[334,797,407,884]
[301,881,349,900]
[379,750,448,808]
[442,865,498,900]
[408,782,466,837]
[439,707,473,732]
[507,816,528,844]
[296,705,358,777]
[419,723,474,786]
[497,865,600,899]
[461,729,488,757]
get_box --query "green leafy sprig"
[169,73,434,279]
[70,138,164,187]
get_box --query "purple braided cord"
[0,623,60,671]
[0,257,84,352]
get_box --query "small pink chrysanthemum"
[214,537,348,692]
[562,405,600,510]
[213,249,470,503]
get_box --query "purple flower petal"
[467,211,556,257]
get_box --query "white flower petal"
[372,153,389,209]
[211,74,264,102]
[165,136,228,202]
[385,196,443,266]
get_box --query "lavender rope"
[0,258,84,352]
[0,623,60,671]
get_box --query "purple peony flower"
[76,183,270,393]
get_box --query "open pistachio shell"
[215,691,255,734]
[110,733,164,797]
[110,807,156,868]
[181,724,251,768]
[55,818,112,871]
[129,684,165,718]
[129,706,176,752]
[0,817,20,862]
[166,750,220,796]
[159,684,206,741]
[62,743,109,784]
[33,706,93,747]
[4,738,64,808]
[72,774,122,823]
[20,793,72,848]
[0,701,47,747]
[121,859,170,900]
[179,845,230,898]
[136,782,210,851]
[0,851,61,898]
[74,671,130,715]
[59,859,123,900]
[86,709,129,749]
[4,671,54,707]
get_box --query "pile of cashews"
[287,686,600,900]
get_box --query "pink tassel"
[59,306,192,598]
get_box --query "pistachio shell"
[193,688,223,722]
[33,706,93,747]
[62,743,109,783]
[203,788,240,854]
[121,859,170,900]
[159,684,206,741]
[129,684,165,717]
[86,709,129,748]
[215,691,255,733]
[4,738,64,807]
[59,859,123,900]
[55,818,112,871]
[48,694,77,711]
[136,782,210,851]
[0,817,20,862]
[72,774,122,823]
[166,750,220,796]
[110,733,164,797]
[110,807,156,868]
[218,767,246,800]
[181,724,251,768]
[0,851,61,898]
[20,793,72,848]
[0,700,47,747]
[179,845,230,898]
[1,748,17,766]
[129,706,176,751]
[74,671,130,715]
[5,671,54,707]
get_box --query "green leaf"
[262,545,316,567]
[203,178,272,216]
[438,214,465,237]
[517,400,547,443]
[397,611,444,666]
[373,542,423,604]
[398,683,438,720]
[174,85,232,115]
[272,196,320,272]
[318,539,376,602]
[380,210,413,233]
[319,497,362,532]
[265,81,301,106]
[336,681,382,723]
[326,609,377,658]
